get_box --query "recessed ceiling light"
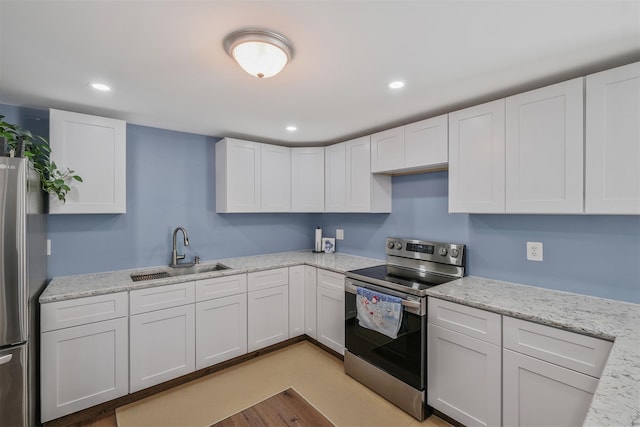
[90,82,111,91]
[286,125,297,131]
[389,81,405,89]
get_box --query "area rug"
[211,387,334,427]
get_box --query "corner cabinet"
[48,109,126,214]
[40,293,129,423]
[585,61,640,214]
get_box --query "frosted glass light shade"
[224,29,293,79]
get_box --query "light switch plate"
[336,229,344,240]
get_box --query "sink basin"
[131,263,230,282]
[168,263,230,277]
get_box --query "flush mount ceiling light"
[224,29,293,79]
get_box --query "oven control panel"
[385,237,464,266]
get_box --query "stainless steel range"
[344,237,465,421]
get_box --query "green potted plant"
[0,114,82,202]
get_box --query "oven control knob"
[387,241,396,249]
[450,248,460,258]
[395,242,402,250]
[438,247,448,256]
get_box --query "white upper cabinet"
[404,115,448,170]
[371,115,448,174]
[371,126,404,173]
[216,138,261,213]
[291,147,325,212]
[325,142,347,212]
[506,78,584,213]
[448,99,506,213]
[586,62,640,214]
[346,136,391,212]
[261,143,291,212]
[49,109,126,214]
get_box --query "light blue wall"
[318,172,640,303]
[3,104,639,303]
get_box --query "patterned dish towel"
[356,287,403,339]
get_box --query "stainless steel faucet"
[170,226,195,268]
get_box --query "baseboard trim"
[43,335,328,427]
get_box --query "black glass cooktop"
[346,264,455,296]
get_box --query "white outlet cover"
[527,241,543,261]
[336,229,344,240]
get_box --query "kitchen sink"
[130,263,230,282]
[167,263,230,276]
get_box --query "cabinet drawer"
[316,269,345,292]
[428,298,501,345]
[503,316,612,378]
[130,282,195,315]
[196,274,247,302]
[247,268,288,292]
[41,292,128,332]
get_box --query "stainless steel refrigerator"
[1,157,47,427]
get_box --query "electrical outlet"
[527,241,543,261]
[336,229,344,240]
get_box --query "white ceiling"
[1,1,639,146]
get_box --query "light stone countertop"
[39,250,385,303]
[426,276,640,427]
[40,254,639,426]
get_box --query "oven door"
[344,278,426,390]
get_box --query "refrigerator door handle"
[0,354,13,365]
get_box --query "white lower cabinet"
[129,304,195,392]
[41,317,128,422]
[247,285,289,351]
[427,298,501,427]
[316,269,345,355]
[289,266,305,338]
[303,266,317,339]
[502,349,598,427]
[502,316,612,427]
[196,294,247,369]
[41,292,129,423]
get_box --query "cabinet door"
[586,62,640,214]
[291,147,325,212]
[49,109,126,214]
[503,349,598,427]
[404,115,448,170]
[195,294,247,370]
[41,318,128,422]
[325,142,347,212]
[215,138,261,213]
[427,324,501,427]
[247,285,289,352]
[288,266,305,338]
[506,78,584,213]
[261,143,291,212]
[448,99,506,213]
[371,126,404,173]
[346,136,372,212]
[304,266,317,339]
[129,305,195,392]
[316,278,344,355]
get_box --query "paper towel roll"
[315,227,322,252]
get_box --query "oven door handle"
[345,281,424,312]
